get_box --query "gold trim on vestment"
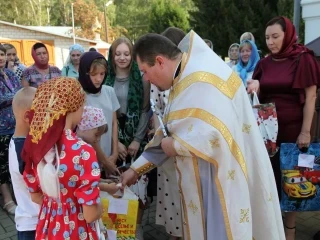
[130,162,156,176]
[174,158,191,240]
[168,32,195,113]
[172,31,195,86]
[144,128,162,150]
[192,157,207,240]
[171,71,241,102]
[164,71,241,124]
[168,108,248,180]
[173,53,188,86]
[172,133,233,240]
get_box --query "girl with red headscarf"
[247,16,320,240]
[22,77,103,240]
[22,43,61,88]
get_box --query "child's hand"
[102,158,119,176]
[107,183,121,195]
[128,140,140,158]
[108,154,118,164]
[118,142,128,161]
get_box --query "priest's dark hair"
[133,33,181,66]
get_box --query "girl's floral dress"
[24,130,101,240]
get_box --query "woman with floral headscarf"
[227,43,240,68]
[233,40,260,87]
[22,42,61,88]
[61,44,85,79]
[22,77,102,240]
[247,16,320,240]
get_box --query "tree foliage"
[149,0,190,33]
[277,0,305,43]
[73,0,103,39]
[0,0,306,47]
[113,0,151,41]
[191,0,302,58]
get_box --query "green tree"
[245,0,277,53]
[73,0,102,39]
[50,0,73,26]
[114,0,151,41]
[191,0,227,57]
[191,0,275,58]
[277,0,305,43]
[149,0,190,33]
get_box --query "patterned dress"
[150,85,182,237]
[0,68,21,184]
[24,130,101,240]
[22,65,61,88]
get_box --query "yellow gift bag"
[101,187,139,240]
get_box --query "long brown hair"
[110,37,133,72]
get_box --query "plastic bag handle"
[252,91,260,105]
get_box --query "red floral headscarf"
[22,77,86,171]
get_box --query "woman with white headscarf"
[61,44,84,79]
[227,43,240,68]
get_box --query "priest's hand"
[161,137,178,157]
[121,168,139,188]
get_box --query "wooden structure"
[0,39,55,67]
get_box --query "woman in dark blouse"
[247,16,320,240]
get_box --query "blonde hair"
[240,32,255,43]
[110,37,133,72]
[90,58,108,74]
[239,41,252,52]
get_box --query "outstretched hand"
[121,168,138,190]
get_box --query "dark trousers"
[17,230,36,240]
[0,134,12,184]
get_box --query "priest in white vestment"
[121,31,285,240]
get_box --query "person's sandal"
[3,200,17,215]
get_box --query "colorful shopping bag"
[101,187,139,240]
[280,143,320,211]
[250,92,278,156]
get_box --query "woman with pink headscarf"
[22,43,61,88]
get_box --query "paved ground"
[1,197,320,240]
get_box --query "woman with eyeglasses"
[61,44,84,79]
